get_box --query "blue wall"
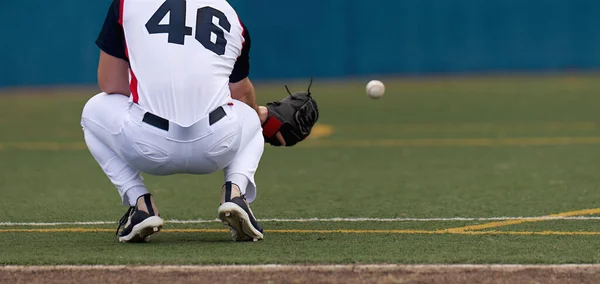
[2,0,600,87]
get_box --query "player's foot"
[218,196,264,242]
[116,194,164,243]
[218,182,264,242]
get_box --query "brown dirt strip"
[2,265,600,284]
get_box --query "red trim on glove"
[262,117,283,137]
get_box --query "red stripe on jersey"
[233,11,246,59]
[239,19,246,47]
[118,0,125,25]
[123,36,129,58]
[119,0,137,102]
[130,70,139,103]
[118,0,129,59]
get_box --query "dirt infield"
[2,265,600,284]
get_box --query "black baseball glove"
[262,79,319,147]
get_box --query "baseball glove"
[262,79,319,147]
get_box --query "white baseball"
[366,80,385,99]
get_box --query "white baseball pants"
[80,93,264,206]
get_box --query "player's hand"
[258,106,286,146]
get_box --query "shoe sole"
[118,216,164,243]
[218,202,264,242]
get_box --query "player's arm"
[229,80,268,126]
[227,24,264,123]
[229,24,257,110]
[98,51,129,95]
[228,24,285,145]
[96,0,130,96]
[230,77,285,145]
[230,78,258,113]
[229,79,276,141]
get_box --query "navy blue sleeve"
[229,24,251,83]
[96,0,128,62]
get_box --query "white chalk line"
[2,216,600,226]
[3,264,600,272]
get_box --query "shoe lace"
[116,206,135,236]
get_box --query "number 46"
[145,0,231,55]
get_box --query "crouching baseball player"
[81,0,318,243]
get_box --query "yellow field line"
[464,230,600,236]
[335,122,600,134]
[300,137,600,148]
[0,142,88,150]
[2,228,600,236]
[5,137,600,151]
[441,208,600,233]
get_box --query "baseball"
[366,80,385,99]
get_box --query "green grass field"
[2,73,600,265]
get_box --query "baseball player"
[82,0,318,243]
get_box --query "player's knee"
[82,92,129,121]
[81,92,108,121]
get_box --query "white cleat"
[218,198,264,242]
[117,215,164,243]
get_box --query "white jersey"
[98,0,249,126]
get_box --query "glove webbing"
[262,78,314,139]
